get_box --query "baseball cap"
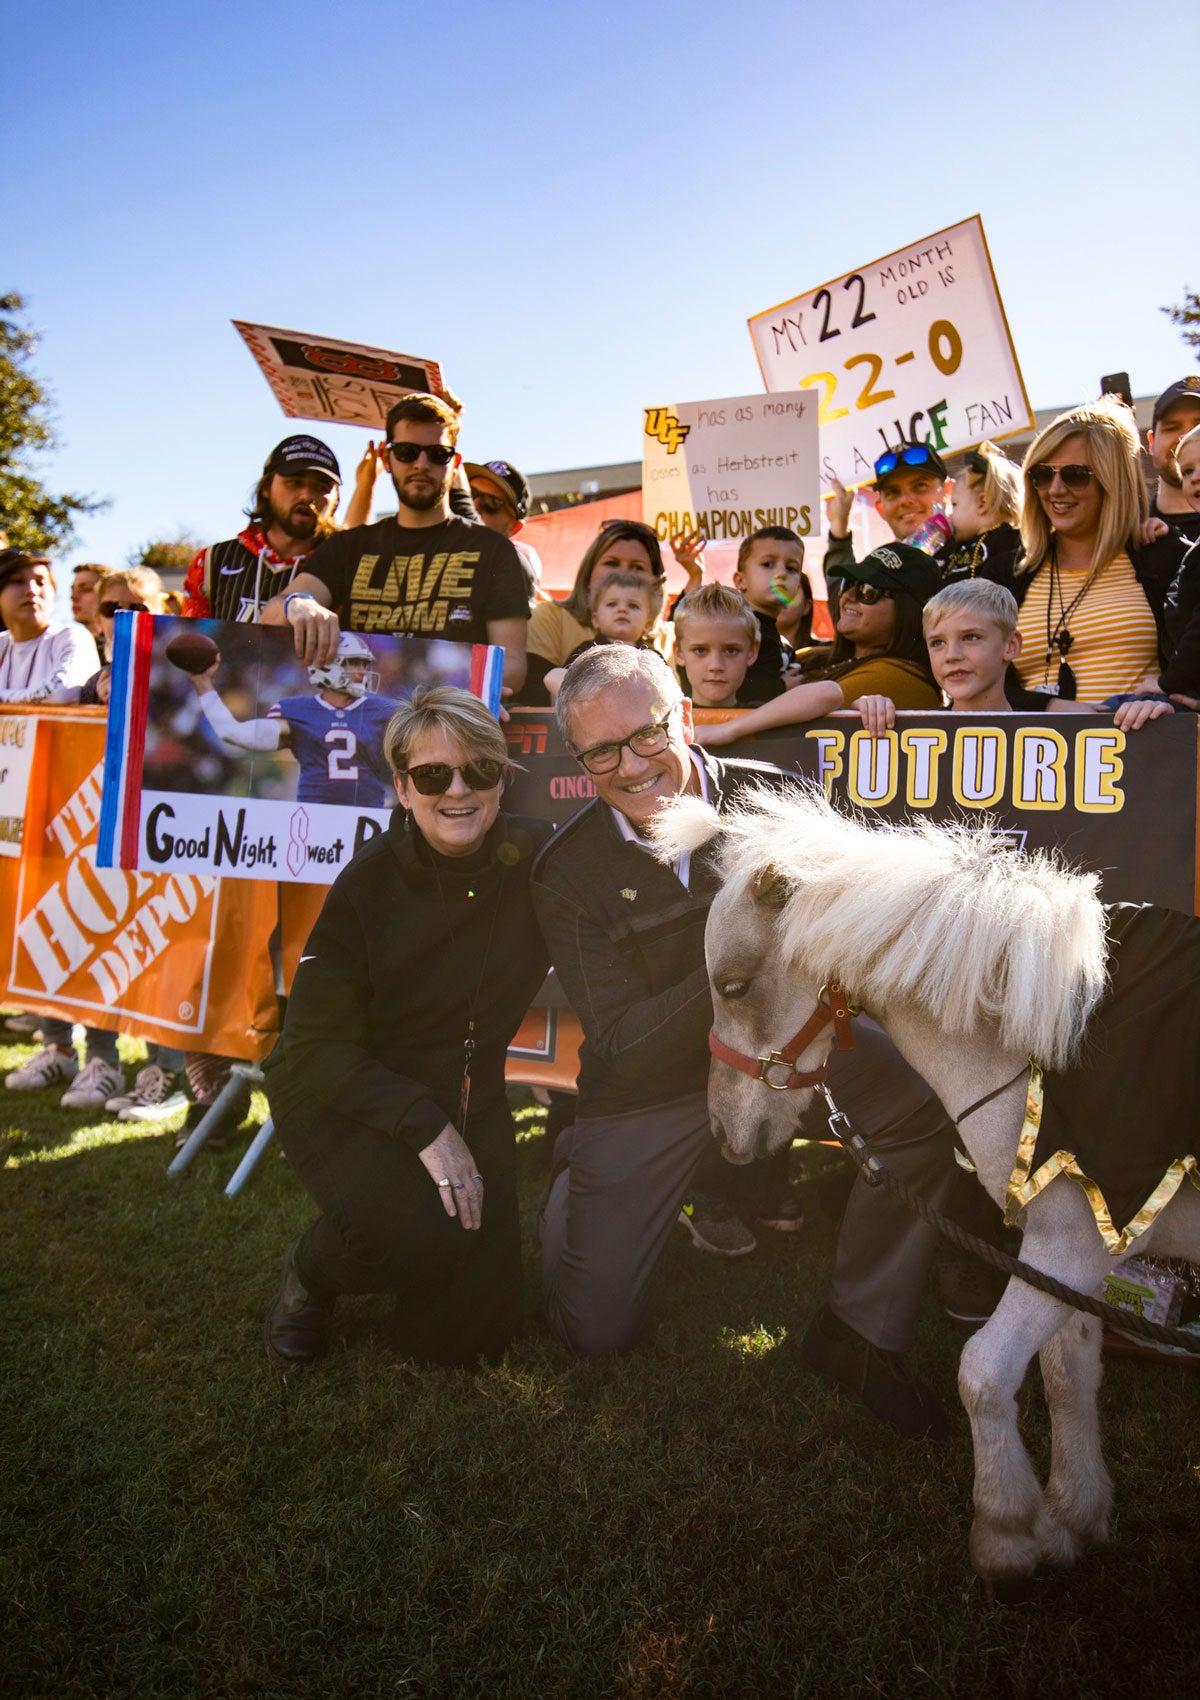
[0,548,52,593]
[264,435,341,482]
[464,459,530,520]
[1152,376,1200,425]
[835,542,942,603]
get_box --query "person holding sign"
[262,687,551,1368]
[695,543,941,748]
[824,444,950,575]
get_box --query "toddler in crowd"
[673,584,761,708]
[732,526,811,699]
[1159,424,1200,707]
[937,442,1023,589]
[544,570,664,701]
[853,579,1173,734]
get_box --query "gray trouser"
[539,1019,957,1358]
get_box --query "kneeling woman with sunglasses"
[263,686,552,1368]
[695,542,942,748]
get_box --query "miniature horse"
[651,785,1200,1584]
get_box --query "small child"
[938,442,1023,590]
[545,570,663,701]
[733,526,810,699]
[1159,424,1200,705]
[673,583,760,708]
[854,579,1173,734]
[1177,425,1200,512]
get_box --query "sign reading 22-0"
[747,216,1034,490]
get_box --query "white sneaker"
[60,1056,125,1109]
[110,1064,188,1122]
[4,1012,42,1034]
[5,1046,79,1091]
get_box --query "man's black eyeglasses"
[390,442,456,466]
[99,599,149,617]
[400,760,505,795]
[573,707,678,776]
[1028,463,1094,490]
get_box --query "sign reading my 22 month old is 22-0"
[642,392,821,543]
[233,321,445,432]
[748,216,1034,489]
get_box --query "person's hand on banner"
[671,529,706,592]
[825,476,855,538]
[260,579,341,664]
[849,694,897,736]
[418,1124,484,1230]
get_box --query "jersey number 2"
[325,728,359,781]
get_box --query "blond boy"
[673,583,761,708]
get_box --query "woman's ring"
[450,1180,466,1189]
[471,1173,484,1184]
[436,1178,452,1188]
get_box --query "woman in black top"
[264,686,552,1367]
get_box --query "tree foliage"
[127,531,204,577]
[0,292,107,552]
[1162,289,1200,360]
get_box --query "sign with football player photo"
[233,321,445,430]
[641,391,821,543]
[97,615,504,885]
[747,216,1034,490]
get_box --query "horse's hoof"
[980,1572,1041,1607]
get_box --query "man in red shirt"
[182,435,341,621]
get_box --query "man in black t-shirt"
[262,395,530,693]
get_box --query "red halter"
[708,982,859,1091]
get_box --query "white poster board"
[233,321,444,431]
[748,216,1033,489]
[641,391,820,542]
[0,714,37,857]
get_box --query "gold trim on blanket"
[1004,1060,1200,1253]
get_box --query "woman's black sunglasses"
[840,582,893,606]
[400,760,504,795]
[1028,463,1094,489]
[100,599,149,617]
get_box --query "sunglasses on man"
[1027,463,1094,490]
[874,444,943,481]
[399,759,505,795]
[389,442,456,466]
[471,489,511,517]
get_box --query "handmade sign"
[0,712,37,857]
[642,391,820,542]
[98,615,503,885]
[233,321,444,430]
[748,216,1033,489]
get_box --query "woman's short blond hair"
[959,442,1022,528]
[102,565,166,610]
[384,685,509,777]
[1019,398,1147,575]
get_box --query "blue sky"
[8,0,1198,570]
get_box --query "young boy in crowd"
[544,570,664,701]
[732,526,810,699]
[853,580,1173,733]
[673,583,761,708]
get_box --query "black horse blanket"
[1007,902,1200,1249]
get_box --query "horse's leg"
[958,1281,1076,1581]
[1039,1312,1111,1553]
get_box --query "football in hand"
[164,630,221,674]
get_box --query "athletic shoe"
[174,1082,253,1151]
[677,1201,757,1257]
[60,1057,125,1109]
[797,1305,949,1441]
[108,1065,188,1122]
[4,1012,42,1034]
[5,1046,79,1092]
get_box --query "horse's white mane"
[652,786,1109,1070]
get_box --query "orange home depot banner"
[0,709,280,1058]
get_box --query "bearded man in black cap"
[182,434,342,621]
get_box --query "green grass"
[2,1030,1199,1698]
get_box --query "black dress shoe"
[797,1305,949,1441]
[264,1239,334,1366]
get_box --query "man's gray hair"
[555,645,682,749]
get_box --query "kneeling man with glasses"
[531,646,961,1438]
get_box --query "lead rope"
[814,1082,1200,1356]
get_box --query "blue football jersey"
[271,693,396,806]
